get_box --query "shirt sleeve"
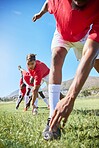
[48,0,57,14]
[88,15,99,43]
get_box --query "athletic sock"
[24,95,29,108]
[49,84,60,118]
[34,98,38,108]
[43,98,49,106]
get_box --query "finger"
[56,116,63,130]
[62,110,70,127]
[49,112,60,131]
[32,17,36,22]
[49,109,57,126]
[50,113,62,130]
[57,116,62,126]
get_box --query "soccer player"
[26,54,50,110]
[18,65,49,114]
[32,0,99,140]
[16,72,28,110]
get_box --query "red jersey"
[22,70,34,87]
[20,78,26,96]
[28,60,50,85]
[48,0,99,42]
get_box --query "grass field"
[0,98,99,148]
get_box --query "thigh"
[82,39,99,58]
[52,46,67,67]
[51,29,71,52]
[51,29,71,60]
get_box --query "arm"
[32,0,48,22]
[31,85,40,106]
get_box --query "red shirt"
[48,0,99,42]
[22,70,34,87]
[28,60,50,85]
[20,78,26,97]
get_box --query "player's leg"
[16,91,24,109]
[43,29,69,140]
[24,88,31,111]
[32,97,38,115]
[38,91,49,107]
[26,96,32,108]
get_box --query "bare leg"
[49,47,67,119]
[49,47,67,84]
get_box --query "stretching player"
[18,65,49,114]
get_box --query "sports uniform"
[48,0,99,60]
[28,60,50,86]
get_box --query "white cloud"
[12,10,22,15]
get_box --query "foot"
[24,107,28,111]
[43,128,61,140]
[42,118,61,140]
[16,106,19,109]
[32,108,38,115]
[47,105,50,109]
[42,118,50,136]
[16,104,19,109]
[26,101,31,108]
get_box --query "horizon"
[2,75,99,98]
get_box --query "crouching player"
[18,65,49,114]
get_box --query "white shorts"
[39,74,49,90]
[29,75,49,93]
[51,29,99,60]
[41,74,49,86]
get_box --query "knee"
[52,48,65,67]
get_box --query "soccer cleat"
[43,128,61,140]
[16,104,19,109]
[42,118,61,140]
[42,118,50,136]
[16,106,19,109]
[32,108,38,115]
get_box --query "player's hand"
[32,13,42,22]
[49,97,74,131]
[18,65,21,70]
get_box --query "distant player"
[26,54,64,114]
[18,65,49,114]
[16,72,28,110]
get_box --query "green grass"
[0,98,99,148]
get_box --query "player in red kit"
[32,0,99,140]
[16,72,27,110]
[18,65,49,114]
[26,54,50,110]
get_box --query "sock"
[24,95,29,108]
[34,98,38,108]
[16,96,21,107]
[49,84,60,118]
[43,98,49,106]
